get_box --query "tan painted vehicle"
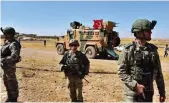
[56,19,120,59]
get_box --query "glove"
[79,74,85,79]
[84,71,89,75]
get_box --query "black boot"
[5,94,18,102]
[5,98,11,102]
[5,98,17,102]
[11,98,17,102]
[77,100,83,102]
[71,99,78,102]
[5,93,11,102]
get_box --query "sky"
[1,1,169,39]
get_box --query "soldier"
[164,44,168,57]
[59,39,90,102]
[118,19,166,102]
[1,27,21,102]
[44,40,46,47]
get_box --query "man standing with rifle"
[59,39,90,102]
[1,27,21,102]
[118,19,166,102]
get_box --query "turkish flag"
[93,19,103,29]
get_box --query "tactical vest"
[65,51,82,73]
[1,43,11,58]
[126,42,158,91]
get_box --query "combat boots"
[71,99,78,102]
[5,98,17,102]
[77,100,83,102]
[71,100,83,102]
[5,94,17,102]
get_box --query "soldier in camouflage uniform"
[59,39,90,102]
[118,19,166,102]
[1,27,20,102]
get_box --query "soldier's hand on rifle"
[136,83,145,95]
[79,74,85,79]
[159,96,165,102]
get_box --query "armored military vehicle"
[55,19,120,59]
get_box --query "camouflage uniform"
[1,27,20,102]
[59,39,90,102]
[118,19,165,102]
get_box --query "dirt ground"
[1,46,169,102]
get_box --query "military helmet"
[131,19,157,33]
[1,27,16,35]
[69,39,79,46]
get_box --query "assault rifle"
[61,64,89,83]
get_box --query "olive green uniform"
[1,39,20,102]
[118,42,165,102]
[1,27,21,102]
[60,50,90,102]
[118,19,166,102]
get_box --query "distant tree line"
[36,36,57,39]
[1,32,60,40]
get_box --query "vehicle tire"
[56,44,65,55]
[85,46,97,59]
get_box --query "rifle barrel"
[84,78,89,83]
